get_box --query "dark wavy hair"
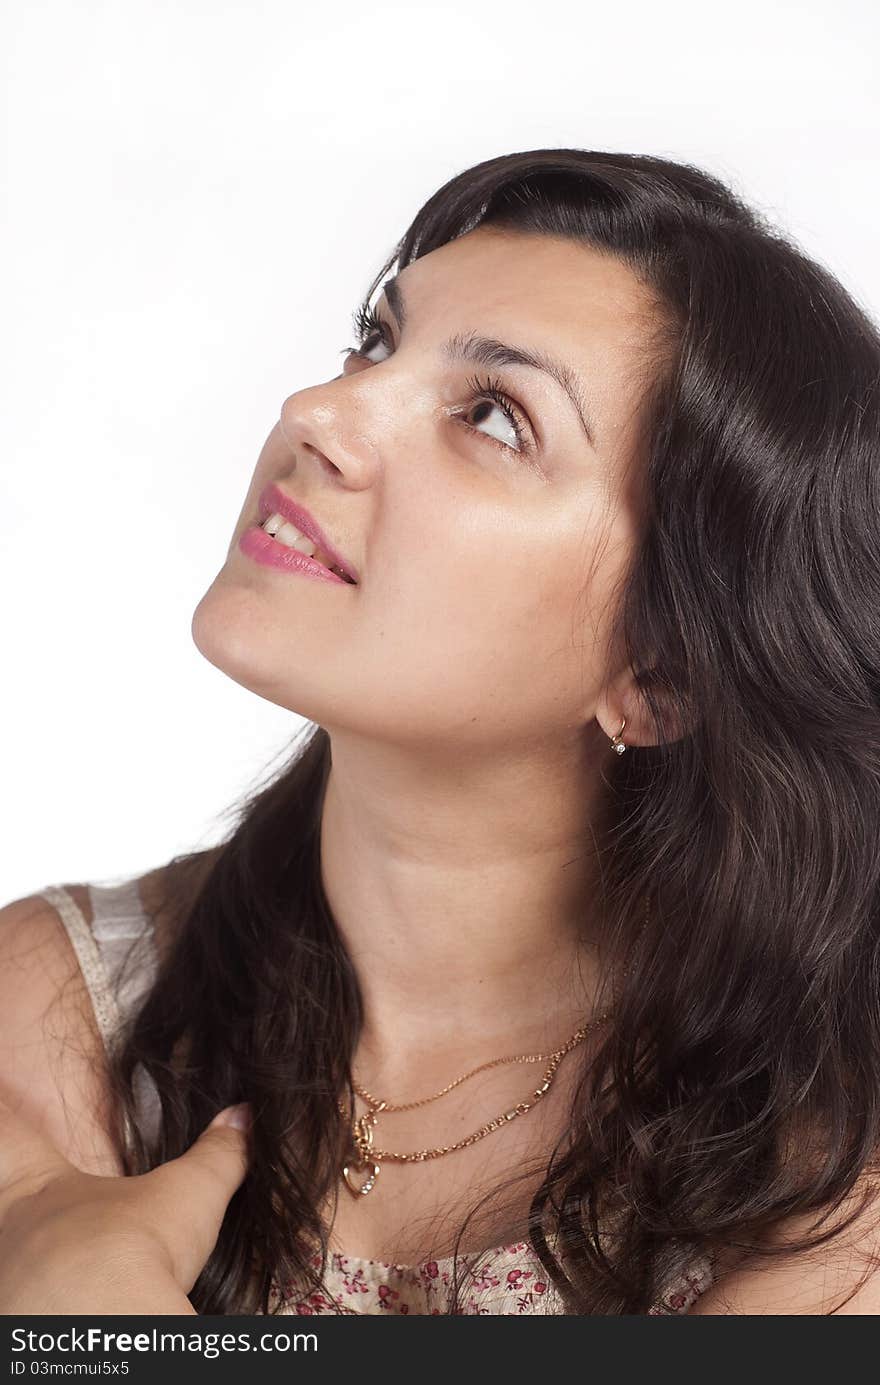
[103,148,880,1314]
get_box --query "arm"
[0,892,249,1316]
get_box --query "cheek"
[370,529,590,691]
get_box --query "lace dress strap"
[39,883,124,1050]
[39,878,163,1150]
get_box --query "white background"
[2,0,878,901]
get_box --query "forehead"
[384,226,657,356]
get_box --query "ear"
[594,667,687,749]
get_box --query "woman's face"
[192,226,658,751]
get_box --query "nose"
[279,380,379,489]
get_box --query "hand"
[0,1090,251,1315]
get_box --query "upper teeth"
[261,512,319,556]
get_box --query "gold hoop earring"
[610,716,627,755]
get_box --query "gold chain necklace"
[337,894,649,1197]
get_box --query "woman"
[3,147,880,1316]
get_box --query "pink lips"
[238,525,353,584]
[256,482,358,584]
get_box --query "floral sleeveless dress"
[269,1240,714,1315]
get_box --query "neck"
[318,723,611,1091]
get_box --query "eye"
[340,305,536,460]
[453,375,531,456]
[344,304,394,364]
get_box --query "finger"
[182,1105,253,1200]
[0,1088,73,1209]
[138,1105,252,1288]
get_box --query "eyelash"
[343,304,534,458]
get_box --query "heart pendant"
[342,1157,380,1196]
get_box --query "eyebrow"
[380,274,597,449]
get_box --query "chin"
[189,575,335,722]
[191,577,278,696]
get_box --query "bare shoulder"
[0,858,207,1182]
[0,886,123,1178]
[691,1178,880,1314]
